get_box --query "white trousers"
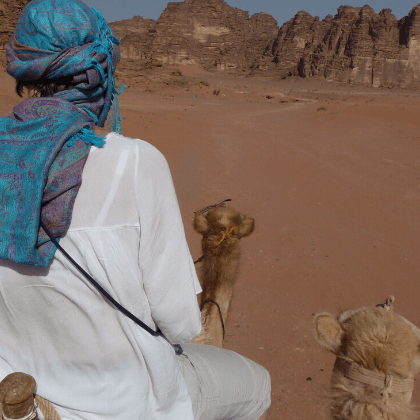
[177,344,271,420]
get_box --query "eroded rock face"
[109,16,156,41]
[116,0,278,73]
[109,2,420,87]
[0,0,31,51]
[267,4,420,88]
[110,16,157,59]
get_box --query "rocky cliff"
[263,5,420,88]
[115,0,278,72]
[0,0,31,51]
[4,0,420,88]
[111,1,420,88]
[109,16,157,60]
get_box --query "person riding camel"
[0,0,271,419]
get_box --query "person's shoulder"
[103,132,168,166]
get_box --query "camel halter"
[193,199,237,263]
[334,296,416,409]
[333,357,414,400]
[193,224,237,264]
[212,225,237,246]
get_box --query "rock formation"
[110,1,420,88]
[150,0,278,72]
[115,0,278,72]
[109,15,156,41]
[5,0,420,88]
[110,16,157,60]
[0,0,31,53]
[263,5,420,88]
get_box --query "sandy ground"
[2,66,420,419]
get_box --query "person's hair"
[15,76,75,98]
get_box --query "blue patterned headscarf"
[0,0,122,267]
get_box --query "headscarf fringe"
[78,128,106,148]
[68,128,105,148]
[92,7,123,134]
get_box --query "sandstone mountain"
[111,0,278,73]
[151,0,278,73]
[111,1,420,88]
[110,16,157,60]
[0,0,30,52]
[108,15,156,41]
[261,5,420,88]
[2,0,420,88]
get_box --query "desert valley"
[2,1,420,419]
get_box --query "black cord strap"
[193,255,204,265]
[40,220,159,337]
[202,300,225,340]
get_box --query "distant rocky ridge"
[2,0,420,88]
[110,0,420,88]
[259,5,420,88]
[111,0,278,73]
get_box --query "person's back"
[0,134,202,419]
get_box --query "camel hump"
[0,372,36,419]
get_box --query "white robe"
[0,133,202,419]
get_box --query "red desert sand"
[1,65,420,419]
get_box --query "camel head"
[193,205,254,256]
[313,296,420,420]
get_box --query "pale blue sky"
[83,0,420,25]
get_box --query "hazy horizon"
[83,0,420,25]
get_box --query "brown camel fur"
[190,203,254,347]
[313,296,420,420]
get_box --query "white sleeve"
[134,141,202,344]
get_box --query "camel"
[190,200,255,347]
[189,201,271,420]
[313,296,420,420]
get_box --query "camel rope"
[194,226,238,264]
[333,357,414,394]
[193,255,204,265]
[201,300,225,340]
[193,199,234,264]
[34,395,61,420]
[212,226,237,246]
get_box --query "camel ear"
[238,216,254,237]
[194,213,209,234]
[313,313,344,354]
